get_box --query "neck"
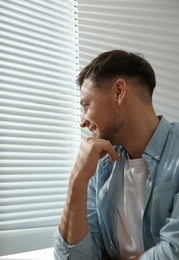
[119,109,160,159]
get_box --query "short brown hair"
[76,50,156,96]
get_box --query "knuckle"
[82,137,91,143]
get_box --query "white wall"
[78,0,179,122]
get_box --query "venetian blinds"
[0,0,80,256]
[78,0,179,123]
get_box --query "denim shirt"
[54,116,179,259]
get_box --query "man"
[54,50,179,259]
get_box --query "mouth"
[89,124,97,134]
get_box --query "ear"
[114,79,127,103]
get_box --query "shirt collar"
[101,145,124,168]
[101,116,171,167]
[143,116,170,161]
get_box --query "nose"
[80,114,89,128]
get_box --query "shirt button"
[155,154,159,160]
[110,245,113,250]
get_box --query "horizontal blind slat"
[1,1,77,24]
[78,0,179,123]
[0,0,79,255]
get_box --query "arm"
[55,137,119,259]
[139,191,179,259]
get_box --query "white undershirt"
[117,156,149,259]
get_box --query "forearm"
[59,173,89,245]
[57,138,119,255]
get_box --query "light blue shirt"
[54,116,179,259]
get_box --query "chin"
[100,135,115,144]
[91,129,101,139]
[98,133,111,141]
[92,132,98,138]
[92,130,113,142]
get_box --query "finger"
[93,140,120,161]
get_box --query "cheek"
[88,107,99,121]
[88,100,112,125]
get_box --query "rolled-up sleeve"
[54,168,105,260]
[54,227,93,260]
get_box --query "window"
[0,0,80,256]
[78,0,179,122]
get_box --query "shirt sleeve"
[54,227,93,260]
[54,175,105,260]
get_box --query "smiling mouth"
[89,125,97,134]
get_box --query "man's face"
[80,78,124,144]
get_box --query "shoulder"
[170,121,179,138]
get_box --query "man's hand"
[71,137,120,182]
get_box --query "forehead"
[80,78,99,102]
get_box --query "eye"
[80,100,90,111]
[83,104,89,111]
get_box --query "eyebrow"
[80,99,87,108]
[80,93,91,106]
